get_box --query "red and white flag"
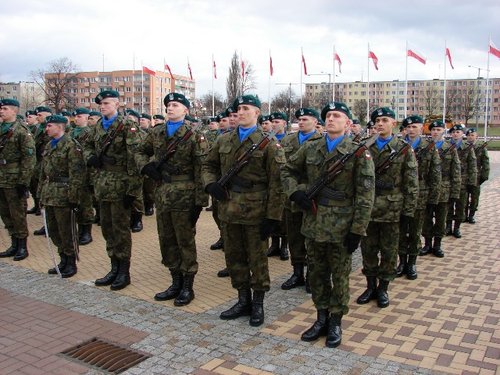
[407,48,426,64]
[489,40,500,59]
[301,51,307,75]
[187,62,193,80]
[368,51,379,70]
[164,64,174,80]
[142,66,156,76]
[334,52,342,73]
[241,60,245,79]
[213,60,217,79]
[269,55,274,76]
[445,48,454,69]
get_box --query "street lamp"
[468,65,485,128]
[307,72,334,103]
[275,82,301,123]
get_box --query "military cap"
[366,120,374,129]
[318,118,325,126]
[72,107,91,116]
[259,115,270,124]
[466,128,477,136]
[295,108,320,121]
[352,119,360,125]
[232,94,261,110]
[225,106,236,117]
[46,115,68,125]
[270,112,288,121]
[450,123,466,132]
[402,115,423,127]
[35,106,52,114]
[59,110,71,117]
[89,111,102,117]
[17,114,25,121]
[125,109,141,119]
[163,92,190,109]
[321,101,353,121]
[141,113,151,120]
[0,98,20,107]
[399,125,404,132]
[208,117,218,123]
[428,120,445,130]
[95,90,119,104]
[371,107,395,122]
[25,110,36,117]
[216,112,228,122]
[153,114,165,120]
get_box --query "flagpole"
[332,45,336,102]
[367,43,370,123]
[443,41,447,123]
[132,53,135,111]
[268,50,272,114]
[211,54,215,117]
[484,37,491,140]
[300,47,303,107]
[141,60,144,113]
[405,41,408,118]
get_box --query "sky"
[1,0,499,102]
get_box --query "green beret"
[318,118,325,126]
[141,113,151,120]
[208,117,218,123]
[95,90,119,104]
[46,115,68,125]
[89,111,102,117]
[17,114,25,120]
[450,124,466,132]
[270,112,288,121]
[125,109,140,119]
[35,106,52,114]
[72,108,91,116]
[25,110,36,117]
[295,108,320,121]
[259,115,270,124]
[59,111,71,117]
[232,94,261,110]
[371,107,395,122]
[402,115,423,127]
[466,128,477,135]
[352,119,360,125]
[216,112,228,122]
[225,107,236,117]
[321,101,352,121]
[366,120,374,129]
[163,92,190,109]
[429,120,445,130]
[153,114,165,120]
[0,98,20,107]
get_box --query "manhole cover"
[60,337,150,374]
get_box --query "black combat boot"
[406,255,418,280]
[210,237,224,250]
[130,213,143,233]
[61,256,77,278]
[249,291,265,327]
[95,257,119,286]
[396,254,408,277]
[174,274,195,306]
[356,276,378,304]
[377,279,390,308]
[110,259,131,290]
[27,198,40,215]
[33,226,46,236]
[445,221,453,236]
[144,204,154,216]
[279,237,289,261]
[301,309,329,342]
[48,254,67,274]
[453,222,462,238]
[79,224,93,245]
[13,238,28,261]
[281,263,305,290]
[217,267,229,277]
[220,289,252,320]
[468,210,476,224]
[266,236,280,257]
[419,237,433,256]
[154,271,183,300]
[432,237,444,258]
[94,209,100,225]
[325,313,342,348]
[0,236,18,258]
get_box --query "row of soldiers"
[0,92,490,349]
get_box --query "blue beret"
[0,98,20,107]
[35,106,52,114]
[95,90,119,104]
[89,111,102,117]
[46,115,68,125]
[371,107,395,122]
[163,92,190,109]
[295,108,320,121]
[321,101,353,121]
[402,115,423,127]
[72,108,91,116]
[232,95,261,110]
[270,112,288,121]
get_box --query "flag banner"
[241,60,245,79]
[213,60,217,79]
[334,53,342,73]
[407,49,426,64]
[188,62,193,80]
[270,56,274,76]
[142,66,156,76]
[302,53,307,75]
[490,40,500,59]
[445,48,454,69]
[368,51,379,70]
[164,64,174,80]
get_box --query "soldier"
[205,117,219,145]
[88,111,102,126]
[465,128,489,223]
[0,99,36,261]
[38,115,85,277]
[350,119,363,139]
[202,95,285,326]
[420,120,461,257]
[280,108,323,292]
[227,106,239,131]
[152,114,165,127]
[25,110,39,134]
[84,90,142,290]
[446,124,477,238]
[357,107,418,308]
[259,115,272,133]
[139,114,156,216]
[136,93,208,306]
[281,101,375,347]
[396,116,441,280]
[25,110,40,215]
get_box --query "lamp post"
[468,65,483,128]
[276,82,300,123]
[307,72,334,104]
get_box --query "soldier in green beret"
[0,99,36,261]
[135,92,208,306]
[259,115,272,133]
[84,90,142,290]
[38,115,85,277]
[218,111,231,133]
[25,110,40,214]
[350,119,363,139]
[25,110,39,134]
[226,106,239,131]
[152,114,165,127]
[140,114,152,132]
[125,109,140,124]
[205,117,219,146]
[138,113,155,217]
[357,107,418,308]
[88,111,102,126]
[281,102,375,347]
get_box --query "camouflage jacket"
[83,115,142,201]
[455,141,477,186]
[370,136,419,222]
[411,137,442,208]
[281,136,375,242]
[472,141,490,183]
[135,122,208,210]
[201,126,286,225]
[38,135,85,206]
[0,120,36,188]
[437,140,461,202]
[34,122,50,163]
[205,129,219,147]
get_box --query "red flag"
[368,51,379,70]
[142,66,156,76]
[445,48,454,69]
[334,52,342,73]
[213,60,217,79]
[188,62,193,80]
[241,60,245,79]
[407,49,426,64]
[164,64,174,80]
[269,56,274,76]
[301,52,307,75]
[489,40,500,59]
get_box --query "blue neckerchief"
[451,139,462,148]
[376,135,393,150]
[298,130,316,145]
[238,125,257,142]
[275,132,286,141]
[405,136,421,150]
[325,135,345,153]
[166,120,184,137]
[435,140,444,150]
[50,135,64,149]
[102,114,118,131]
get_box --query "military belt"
[47,176,70,183]
[161,174,194,183]
[317,187,347,206]
[230,183,267,193]
[101,164,127,172]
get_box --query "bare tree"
[423,87,440,118]
[270,88,301,121]
[225,51,257,104]
[199,91,226,117]
[461,88,477,125]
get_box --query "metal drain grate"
[60,337,150,374]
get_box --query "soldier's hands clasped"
[344,232,361,253]
[206,182,226,201]
[141,162,162,182]
[290,191,313,211]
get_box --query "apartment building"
[0,81,45,115]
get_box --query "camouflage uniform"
[466,141,489,221]
[30,122,51,218]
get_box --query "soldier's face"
[88,116,99,126]
[46,123,64,138]
[351,123,362,135]
[324,111,349,137]
[467,132,478,142]
[229,113,239,128]
[237,105,260,128]
[298,116,317,133]
[406,123,422,138]
[272,119,286,133]
[99,98,119,117]
[26,115,38,125]
[451,130,463,141]
[37,112,50,123]
[166,101,188,122]
[127,115,139,124]
[74,114,88,127]
[219,117,229,130]
[261,120,272,132]
[139,118,150,129]
[374,116,395,138]
[208,121,218,130]
[430,127,444,140]
[154,119,164,126]
[0,105,18,122]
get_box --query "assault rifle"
[376,142,412,175]
[97,122,125,165]
[438,141,456,158]
[0,128,14,160]
[415,139,435,163]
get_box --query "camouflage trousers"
[143,177,156,208]
[45,206,76,257]
[305,238,351,315]
[422,201,449,239]
[398,208,424,256]
[466,185,481,213]
[0,187,28,238]
[157,208,198,275]
[361,221,399,281]
[132,194,144,214]
[447,186,467,223]
[285,209,306,265]
[211,199,222,231]
[222,222,270,292]
[29,175,39,204]
[100,200,132,260]
[77,185,94,225]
